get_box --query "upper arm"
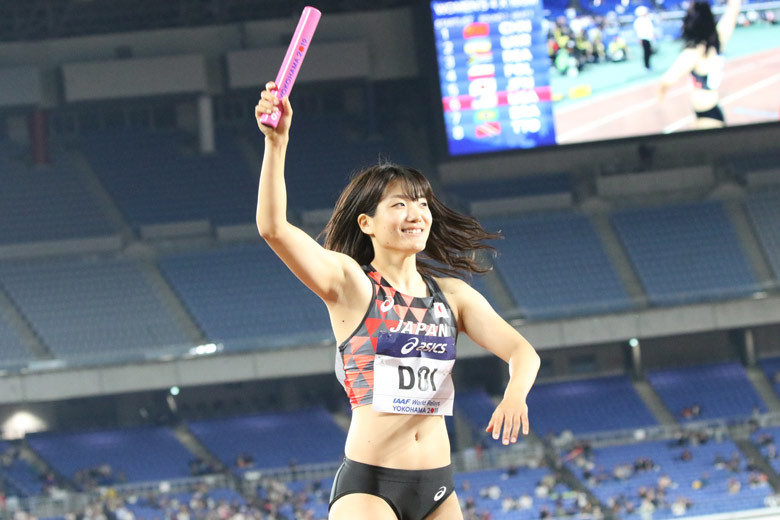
[261,222,363,304]
[717,0,741,47]
[444,279,535,363]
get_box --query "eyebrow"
[388,194,427,201]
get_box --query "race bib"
[372,332,456,416]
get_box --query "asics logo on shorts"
[380,297,394,313]
[434,486,447,501]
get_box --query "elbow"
[256,218,280,241]
[525,346,541,370]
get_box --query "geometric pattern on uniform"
[337,266,457,409]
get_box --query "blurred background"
[0,0,779,519]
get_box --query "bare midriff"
[344,405,452,470]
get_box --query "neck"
[370,253,424,294]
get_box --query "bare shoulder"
[433,276,483,309]
[434,276,472,296]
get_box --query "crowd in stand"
[3,419,780,520]
[73,466,126,492]
[458,465,606,519]
[563,428,773,519]
[61,479,328,520]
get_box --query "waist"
[344,405,451,470]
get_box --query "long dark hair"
[682,1,720,52]
[320,163,500,279]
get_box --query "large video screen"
[429,0,780,156]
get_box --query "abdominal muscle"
[344,405,452,469]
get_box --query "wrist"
[264,135,289,150]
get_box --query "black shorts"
[695,104,725,122]
[329,458,455,520]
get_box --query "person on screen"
[633,6,656,71]
[658,0,742,128]
[254,82,540,520]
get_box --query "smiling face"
[358,181,432,255]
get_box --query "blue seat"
[187,408,346,472]
[612,201,760,305]
[647,362,766,421]
[27,426,194,486]
[481,211,633,319]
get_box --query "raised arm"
[443,278,541,444]
[255,82,359,304]
[716,0,742,48]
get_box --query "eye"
[419,201,429,208]
[393,202,405,208]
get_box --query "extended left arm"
[450,280,541,444]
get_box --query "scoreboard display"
[431,0,556,156]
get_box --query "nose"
[407,207,424,222]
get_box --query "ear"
[357,213,373,235]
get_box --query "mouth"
[402,228,424,235]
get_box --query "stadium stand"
[0,255,192,361]
[158,243,331,350]
[187,408,346,472]
[0,144,114,245]
[526,375,658,436]
[745,187,780,279]
[480,211,634,319]
[79,129,257,228]
[26,426,195,487]
[751,426,780,475]
[454,466,589,519]
[612,201,761,306]
[647,362,767,421]
[759,356,780,398]
[442,173,573,213]
[0,313,34,366]
[0,441,43,497]
[566,437,772,519]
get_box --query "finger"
[501,413,512,445]
[265,81,277,91]
[509,413,522,443]
[489,413,502,440]
[260,89,280,104]
[522,410,530,436]
[255,102,277,117]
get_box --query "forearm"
[504,341,541,401]
[256,138,290,238]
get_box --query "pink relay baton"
[259,6,322,128]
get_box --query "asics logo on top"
[379,297,394,313]
[400,337,448,355]
[401,337,419,355]
[434,486,447,501]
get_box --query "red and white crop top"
[334,265,458,416]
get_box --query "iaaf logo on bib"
[401,337,448,355]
